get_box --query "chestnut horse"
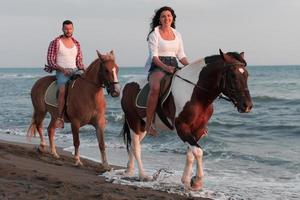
[121,50,253,190]
[27,50,120,167]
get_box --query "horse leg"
[131,131,152,181]
[175,120,204,190]
[95,117,109,170]
[71,123,82,166]
[28,110,47,152]
[181,147,195,189]
[190,146,204,190]
[47,118,60,159]
[124,144,135,176]
[35,113,46,152]
[125,130,147,176]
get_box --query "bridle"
[219,62,248,104]
[80,60,119,94]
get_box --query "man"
[44,20,84,128]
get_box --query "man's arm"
[44,40,59,73]
[75,40,85,70]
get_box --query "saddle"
[136,74,175,130]
[44,73,82,108]
[45,81,59,107]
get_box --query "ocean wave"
[106,112,124,122]
[252,95,300,103]
[209,121,245,128]
[245,125,300,135]
[0,73,43,79]
[120,74,146,79]
[0,128,26,136]
[205,150,293,167]
[102,168,229,200]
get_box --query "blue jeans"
[55,68,77,87]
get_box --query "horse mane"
[204,52,247,66]
[84,54,116,74]
[85,58,100,74]
[227,52,247,66]
[101,54,115,61]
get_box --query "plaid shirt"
[44,35,84,73]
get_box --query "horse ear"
[110,50,114,55]
[219,49,231,62]
[97,50,105,61]
[96,50,102,58]
[240,52,245,59]
[219,49,224,57]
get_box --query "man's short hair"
[62,20,73,27]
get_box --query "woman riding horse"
[145,6,189,136]
[121,49,253,190]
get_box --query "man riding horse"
[44,20,85,129]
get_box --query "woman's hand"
[164,65,175,74]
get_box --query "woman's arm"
[179,57,189,66]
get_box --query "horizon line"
[1,64,300,69]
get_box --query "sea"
[0,65,299,200]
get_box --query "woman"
[145,6,189,136]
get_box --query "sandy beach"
[0,138,209,200]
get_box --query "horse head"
[219,49,253,113]
[96,50,121,97]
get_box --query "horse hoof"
[122,169,134,176]
[139,175,153,182]
[75,160,83,167]
[51,153,60,159]
[102,163,111,171]
[181,178,190,190]
[190,176,203,191]
[35,145,46,154]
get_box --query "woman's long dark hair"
[147,6,177,41]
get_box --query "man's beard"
[64,32,73,38]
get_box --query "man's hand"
[59,67,72,76]
[63,69,72,76]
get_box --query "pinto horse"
[121,49,253,190]
[27,50,120,167]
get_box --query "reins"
[174,61,246,103]
[80,76,105,88]
[174,73,212,94]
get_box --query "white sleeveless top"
[145,26,186,70]
[56,40,77,69]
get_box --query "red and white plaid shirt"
[44,35,84,73]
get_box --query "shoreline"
[0,134,209,200]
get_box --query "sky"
[0,0,299,67]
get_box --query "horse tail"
[26,114,37,141]
[122,117,131,152]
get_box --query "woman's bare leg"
[145,71,165,136]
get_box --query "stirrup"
[55,118,64,129]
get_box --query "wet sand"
[0,139,209,200]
